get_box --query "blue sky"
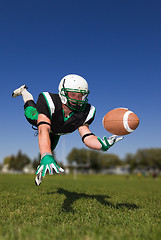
[0,0,161,164]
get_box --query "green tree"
[100,153,122,169]
[124,153,137,171]
[67,148,101,169]
[67,148,87,165]
[32,153,41,170]
[124,148,161,170]
[89,150,102,171]
[67,148,122,171]
[3,156,12,165]
[135,148,161,168]
[3,151,31,171]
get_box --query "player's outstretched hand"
[36,154,64,177]
[97,135,123,151]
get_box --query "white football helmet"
[58,74,89,111]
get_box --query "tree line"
[67,148,161,171]
[1,150,57,171]
[1,148,161,172]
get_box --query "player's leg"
[50,134,61,151]
[12,85,38,127]
[24,100,38,127]
[50,134,64,171]
[12,85,33,101]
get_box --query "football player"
[12,74,123,186]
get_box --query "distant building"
[101,165,130,175]
[23,164,35,174]
[1,163,35,174]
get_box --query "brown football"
[103,108,139,136]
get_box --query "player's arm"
[35,94,64,182]
[36,114,64,177]
[78,125,123,151]
[37,114,52,155]
[78,125,102,150]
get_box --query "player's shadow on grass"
[47,188,139,213]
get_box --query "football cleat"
[35,166,42,186]
[12,85,28,98]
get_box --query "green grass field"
[0,174,161,240]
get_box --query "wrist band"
[41,152,52,159]
[82,133,95,142]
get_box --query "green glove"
[97,135,123,151]
[36,154,64,177]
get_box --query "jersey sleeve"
[36,93,52,119]
[83,105,96,125]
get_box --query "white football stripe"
[123,111,134,133]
